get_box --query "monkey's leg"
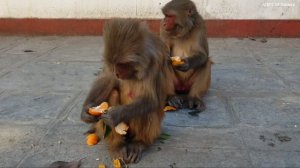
[123,141,145,163]
[107,130,128,160]
[188,61,212,111]
[105,89,130,160]
[124,113,162,163]
[86,120,106,138]
[108,89,120,106]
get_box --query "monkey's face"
[162,11,180,36]
[113,62,137,80]
[161,0,196,38]
[106,55,149,81]
[162,12,193,38]
[103,19,152,81]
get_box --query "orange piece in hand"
[163,106,176,112]
[171,56,184,66]
[88,102,109,116]
[86,133,100,146]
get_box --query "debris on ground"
[48,158,84,168]
[274,133,292,142]
[260,38,268,43]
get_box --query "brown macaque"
[81,19,174,163]
[160,0,213,112]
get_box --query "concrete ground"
[0,36,299,168]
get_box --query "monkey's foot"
[125,142,144,163]
[188,97,206,112]
[114,142,144,164]
[167,95,186,109]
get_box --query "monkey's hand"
[101,107,121,128]
[174,58,190,72]
[81,103,101,123]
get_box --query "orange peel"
[171,56,184,66]
[88,102,109,116]
[115,122,129,135]
[163,106,177,112]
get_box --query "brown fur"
[160,0,212,110]
[81,19,174,163]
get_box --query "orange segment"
[88,102,109,116]
[86,133,100,146]
[99,102,109,110]
[163,106,177,112]
[171,56,184,66]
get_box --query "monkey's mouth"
[165,24,182,37]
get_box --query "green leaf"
[158,132,171,141]
[104,124,112,139]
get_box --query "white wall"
[0,0,299,19]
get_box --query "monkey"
[81,19,174,163]
[160,0,213,112]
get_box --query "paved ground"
[0,36,299,168]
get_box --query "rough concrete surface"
[0,36,299,168]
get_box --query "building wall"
[0,0,299,19]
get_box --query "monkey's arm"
[101,96,160,127]
[175,51,208,72]
[81,75,118,123]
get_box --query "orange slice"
[171,56,184,66]
[163,106,176,112]
[88,102,109,116]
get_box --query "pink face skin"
[163,14,176,31]
[114,63,134,79]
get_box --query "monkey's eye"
[165,14,176,18]
[116,63,129,69]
